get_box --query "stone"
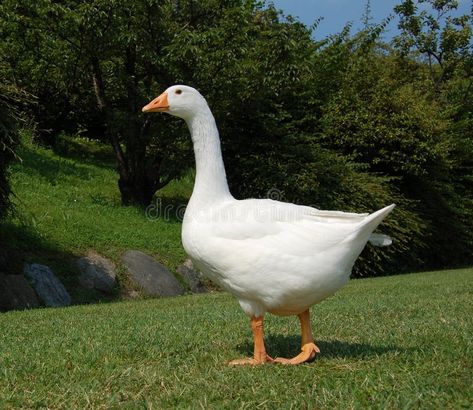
[126,290,140,299]
[0,274,40,312]
[23,263,71,307]
[177,259,208,293]
[122,250,184,297]
[76,252,116,294]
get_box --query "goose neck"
[187,110,232,203]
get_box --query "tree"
[1,0,319,206]
[392,0,473,267]
[394,0,473,88]
[0,0,192,205]
[0,63,27,219]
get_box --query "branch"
[429,49,443,68]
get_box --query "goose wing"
[208,199,371,256]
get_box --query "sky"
[271,0,472,40]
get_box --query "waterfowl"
[142,85,394,365]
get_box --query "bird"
[142,85,395,365]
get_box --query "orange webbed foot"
[229,354,274,366]
[274,342,320,365]
[229,316,274,365]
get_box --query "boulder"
[76,252,116,294]
[177,259,208,293]
[122,250,183,297]
[23,263,71,307]
[0,274,40,312]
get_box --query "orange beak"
[142,92,169,113]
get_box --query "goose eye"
[175,89,182,95]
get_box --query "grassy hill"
[2,135,194,301]
[1,268,472,408]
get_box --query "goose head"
[142,85,208,122]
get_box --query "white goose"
[143,85,394,365]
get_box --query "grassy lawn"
[1,268,472,408]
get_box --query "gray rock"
[0,274,40,312]
[23,263,71,307]
[126,290,140,299]
[177,259,208,293]
[122,250,183,297]
[76,252,116,294]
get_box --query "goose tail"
[356,204,395,241]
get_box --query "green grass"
[2,137,473,407]
[10,138,191,262]
[3,136,193,300]
[1,268,472,408]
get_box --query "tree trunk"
[90,55,129,179]
[90,53,162,207]
[118,172,156,206]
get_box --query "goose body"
[143,85,394,365]
[183,197,393,317]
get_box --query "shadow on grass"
[0,221,119,307]
[237,334,405,360]
[146,195,190,223]
[52,135,116,169]
[18,146,100,184]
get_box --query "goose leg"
[274,310,320,365]
[229,316,274,365]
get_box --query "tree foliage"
[392,0,473,267]
[1,0,191,205]
[394,0,473,87]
